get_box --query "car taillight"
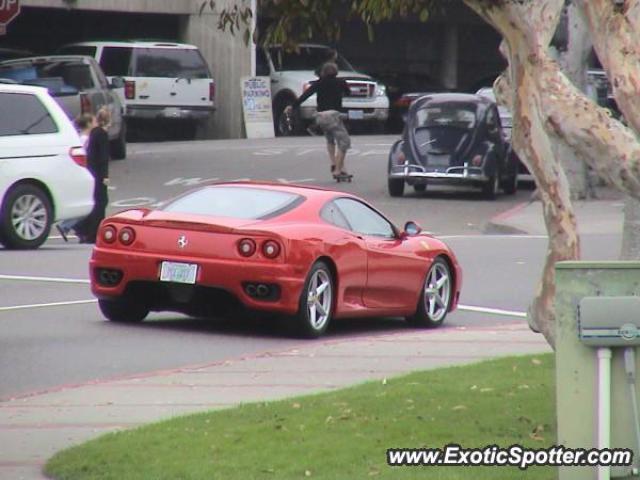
[393,149,406,165]
[102,225,117,244]
[80,93,92,115]
[124,80,136,100]
[119,227,135,245]
[238,238,256,257]
[69,147,87,167]
[209,81,215,102]
[262,240,281,259]
[471,154,483,166]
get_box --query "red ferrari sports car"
[90,182,462,337]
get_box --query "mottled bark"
[465,0,581,348]
[577,0,640,260]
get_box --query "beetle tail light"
[124,80,136,100]
[238,238,256,257]
[69,147,87,167]
[102,225,117,243]
[262,240,281,259]
[119,227,136,245]
[471,154,483,167]
[80,93,92,115]
[209,81,215,102]
[393,149,406,165]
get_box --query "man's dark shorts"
[314,110,351,152]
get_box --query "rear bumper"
[389,163,489,183]
[126,105,215,122]
[90,247,304,315]
[300,106,388,122]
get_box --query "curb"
[483,201,533,235]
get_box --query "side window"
[256,48,270,76]
[320,201,350,230]
[0,93,58,136]
[100,47,133,77]
[334,198,395,238]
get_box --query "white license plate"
[164,107,182,118]
[348,110,364,120]
[160,261,198,284]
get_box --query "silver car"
[0,55,127,159]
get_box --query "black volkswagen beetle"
[387,93,518,199]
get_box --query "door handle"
[139,95,150,99]
[271,78,279,84]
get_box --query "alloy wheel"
[11,194,48,241]
[306,268,332,330]
[423,262,451,322]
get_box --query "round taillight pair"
[262,240,281,259]
[238,238,256,257]
[100,225,135,245]
[471,154,483,167]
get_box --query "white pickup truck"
[257,44,389,135]
[0,55,127,159]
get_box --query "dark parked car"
[387,93,518,199]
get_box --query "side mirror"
[110,77,125,89]
[403,221,422,237]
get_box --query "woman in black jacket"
[75,107,111,243]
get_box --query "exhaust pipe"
[256,284,269,297]
[246,284,257,297]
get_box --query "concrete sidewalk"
[487,194,625,236]
[0,323,550,480]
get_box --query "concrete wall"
[183,1,251,139]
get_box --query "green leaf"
[419,8,429,22]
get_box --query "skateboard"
[334,173,353,183]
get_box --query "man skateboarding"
[286,62,352,179]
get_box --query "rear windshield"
[0,60,93,91]
[0,92,58,136]
[133,48,211,78]
[416,102,477,129]
[269,46,355,72]
[163,187,303,219]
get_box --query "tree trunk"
[465,0,581,349]
[555,1,594,200]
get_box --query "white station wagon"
[0,84,94,249]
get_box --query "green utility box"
[556,262,640,479]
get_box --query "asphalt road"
[0,135,619,399]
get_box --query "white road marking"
[0,274,90,284]
[164,177,219,187]
[110,197,156,208]
[458,305,527,318]
[277,178,315,184]
[0,299,97,312]
[438,234,548,240]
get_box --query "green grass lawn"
[45,354,555,480]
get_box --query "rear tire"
[275,99,296,137]
[109,124,127,160]
[406,257,452,328]
[388,178,405,197]
[482,168,499,200]
[0,184,52,250]
[290,261,334,338]
[99,298,149,323]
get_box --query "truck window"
[58,45,97,57]
[133,48,211,79]
[100,47,133,77]
[0,92,58,136]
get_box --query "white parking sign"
[241,76,274,139]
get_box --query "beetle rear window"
[416,102,477,129]
[163,187,303,219]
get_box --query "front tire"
[406,257,452,328]
[0,184,52,250]
[275,99,296,137]
[291,261,334,338]
[99,298,149,323]
[482,168,500,200]
[388,178,405,197]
